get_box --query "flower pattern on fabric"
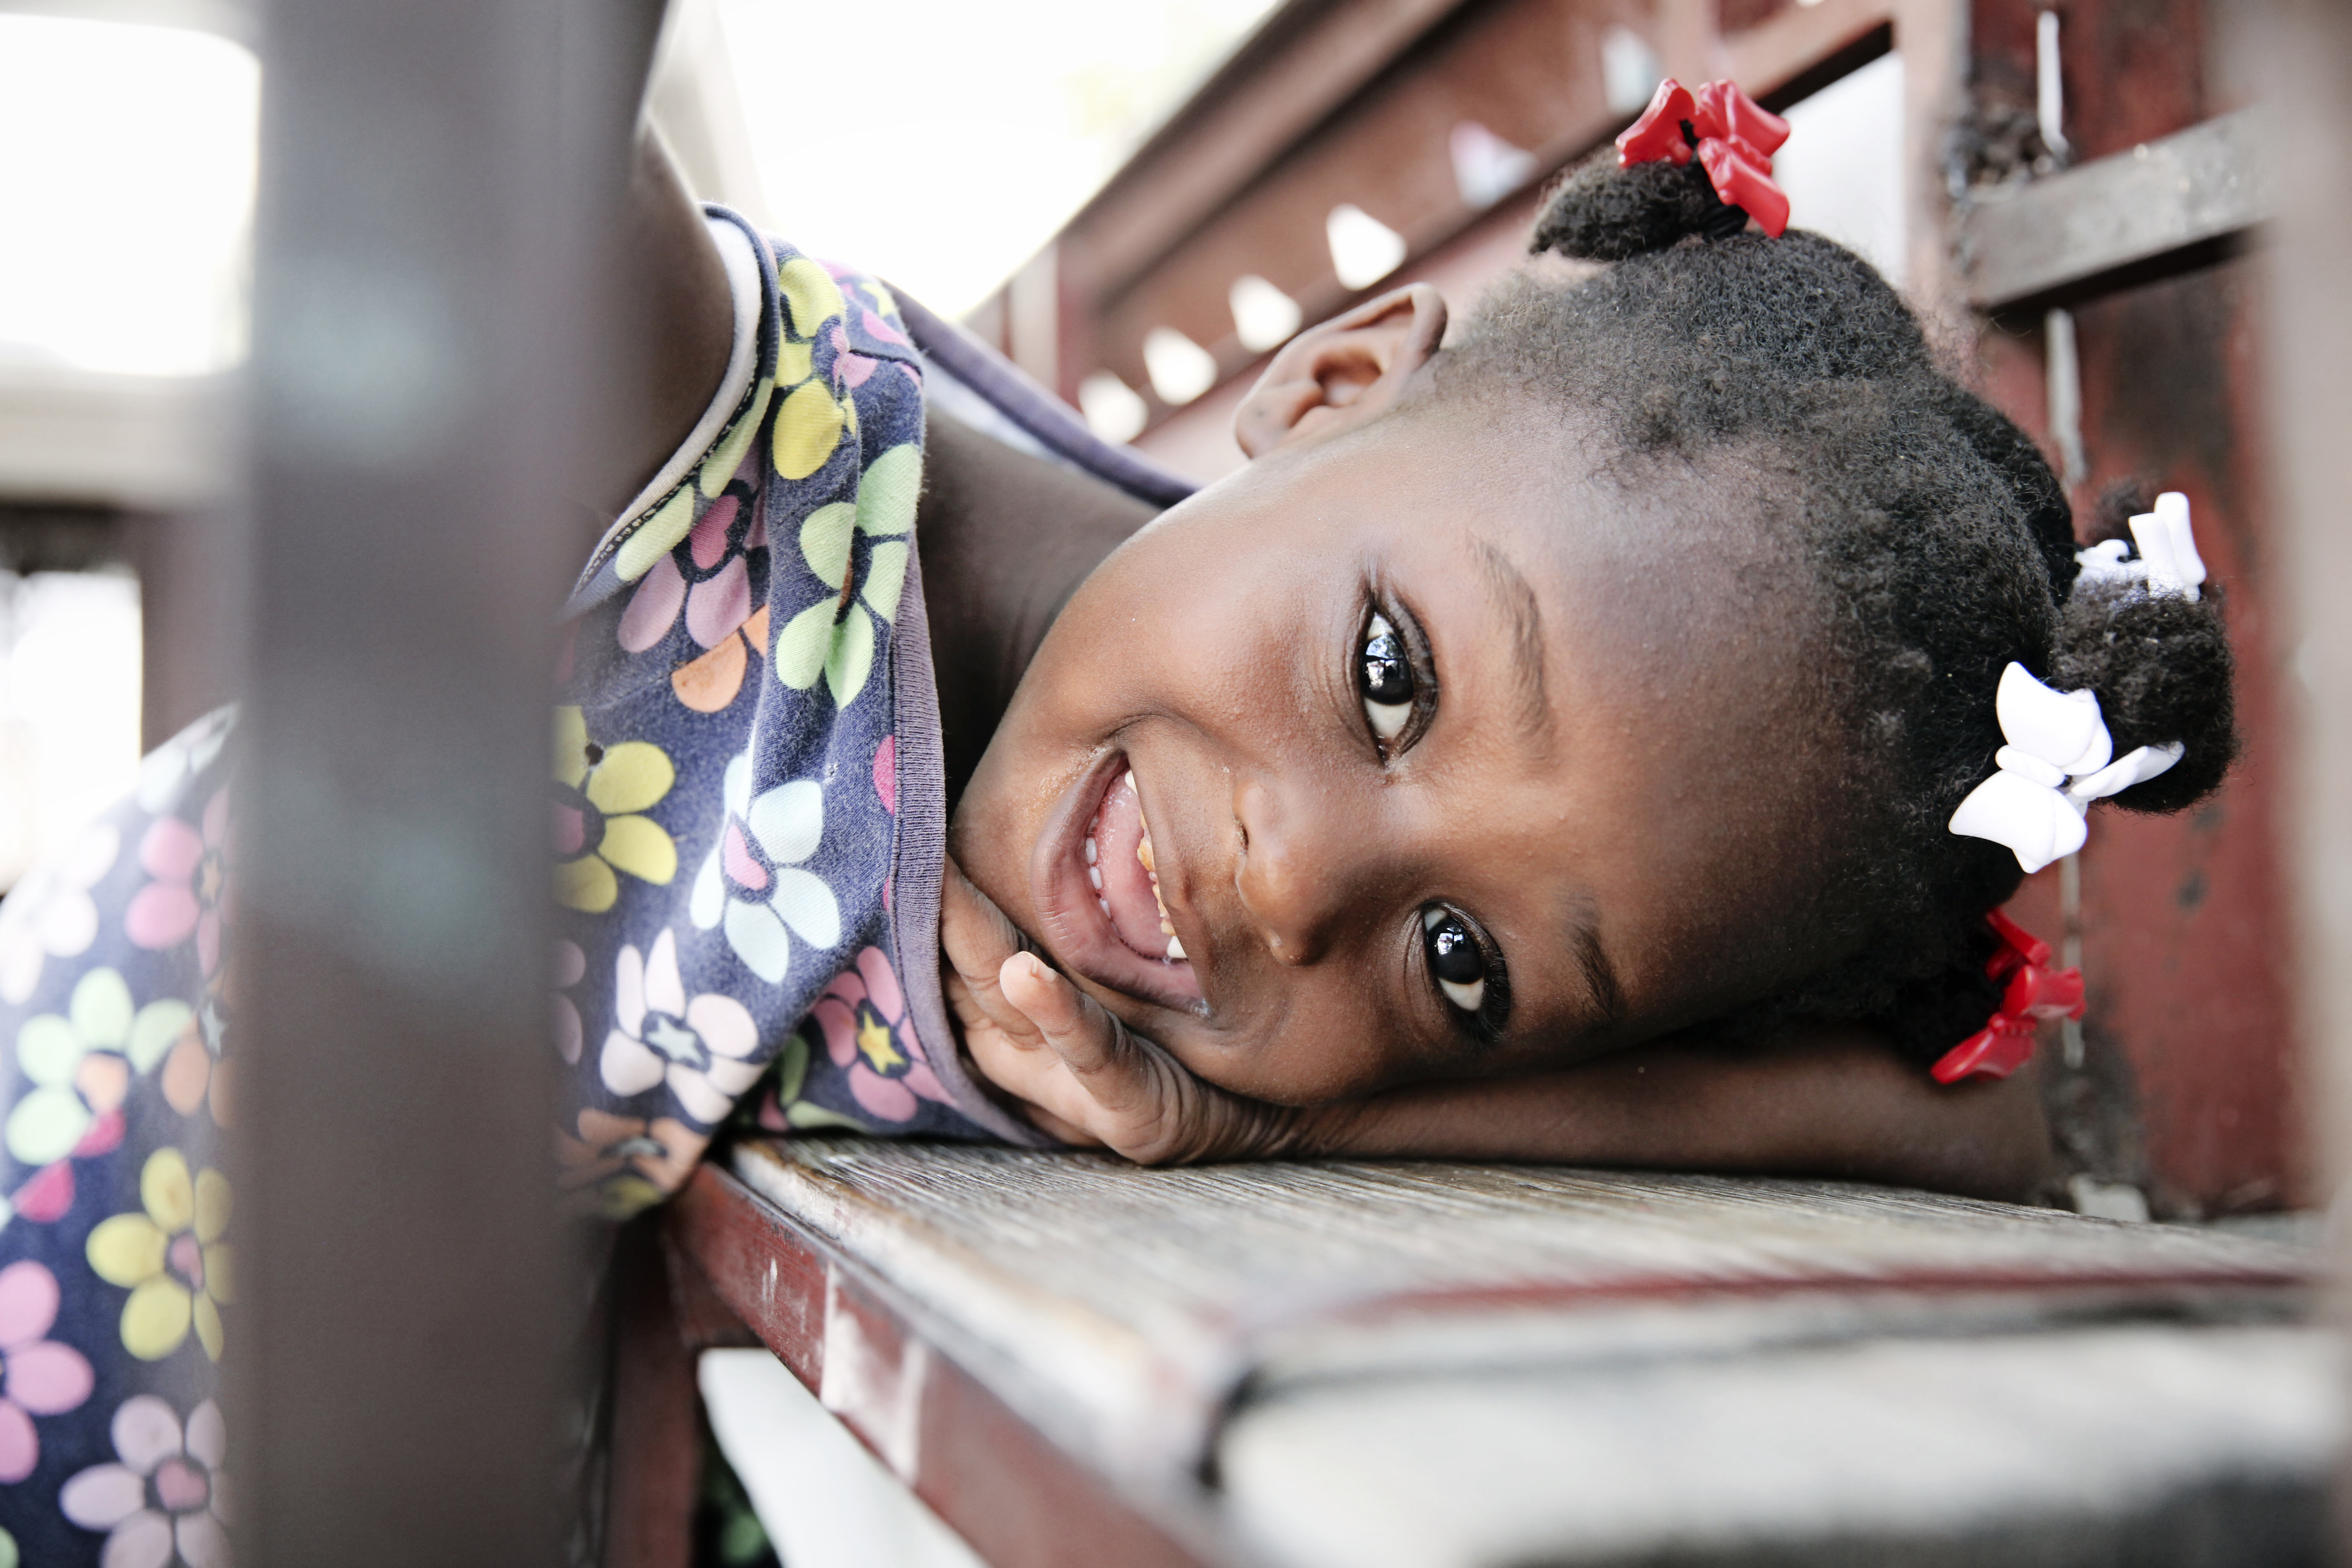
[608,369,774,589]
[672,604,771,714]
[85,1149,231,1362]
[872,735,898,815]
[778,255,847,348]
[553,939,587,1065]
[618,485,757,653]
[155,1012,222,1127]
[0,1261,93,1483]
[689,755,841,984]
[812,948,951,1124]
[765,255,855,489]
[124,791,230,983]
[599,929,763,1126]
[0,822,118,1007]
[0,703,252,1558]
[748,1029,867,1135]
[5,969,190,1170]
[553,708,679,913]
[536,222,1005,1223]
[557,1108,709,1221]
[59,1396,228,1568]
[772,443,919,709]
[622,479,786,718]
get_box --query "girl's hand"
[939,858,1302,1164]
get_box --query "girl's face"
[949,402,1831,1105]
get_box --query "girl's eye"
[1421,907,1486,1014]
[1361,612,1413,743]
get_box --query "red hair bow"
[1931,909,2084,1084]
[1615,77,1792,239]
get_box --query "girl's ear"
[1233,284,1448,459]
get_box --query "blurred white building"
[0,10,254,885]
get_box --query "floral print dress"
[0,207,1056,1565]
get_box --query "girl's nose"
[1230,777,1359,965]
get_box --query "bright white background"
[716,0,1282,316]
[1774,50,1908,287]
[0,0,1280,367]
[0,14,258,378]
[0,13,248,882]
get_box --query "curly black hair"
[1451,150,2238,1067]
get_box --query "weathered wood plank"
[1958,108,2269,312]
[696,1139,2324,1568]
[668,1163,1232,1568]
[1224,1323,2339,1568]
[724,1139,2312,1484]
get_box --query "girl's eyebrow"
[1470,538,1554,753]
[1570,909,1625,1028]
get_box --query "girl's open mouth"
[1088,766,1186,962]
[1028,750,1205,1013]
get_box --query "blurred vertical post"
[237,0,643,1558]
[2254,0,2352,1540]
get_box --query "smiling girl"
[937,106,2235,1193]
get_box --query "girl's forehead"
[1305,411,1798,625]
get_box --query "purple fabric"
[891,287,1200,510]
[882,521,1043,1146]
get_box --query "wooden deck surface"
[663,1137,2334,1568]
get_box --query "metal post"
[237,0,642,1558]
[2246,0,2352,1542]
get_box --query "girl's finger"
[962,1006,1120,1138]
[998,953,1123,1079]
[939,857,1026,985]
[940,865,1051,1047]
[943,967,1045,1053]
[1021,1102,1101,1147]
[962,1016,1055,1088]
[997,952,1184,1146]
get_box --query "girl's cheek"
[1179,982,1406,1104]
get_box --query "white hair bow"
[2072,490,2206,601]
[1947,663,2184,874]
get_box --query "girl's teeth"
[1083,836,1097,865]
[1098,898,1112,917]
[1118,771,1181,953]
[1088,867,1102,890]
